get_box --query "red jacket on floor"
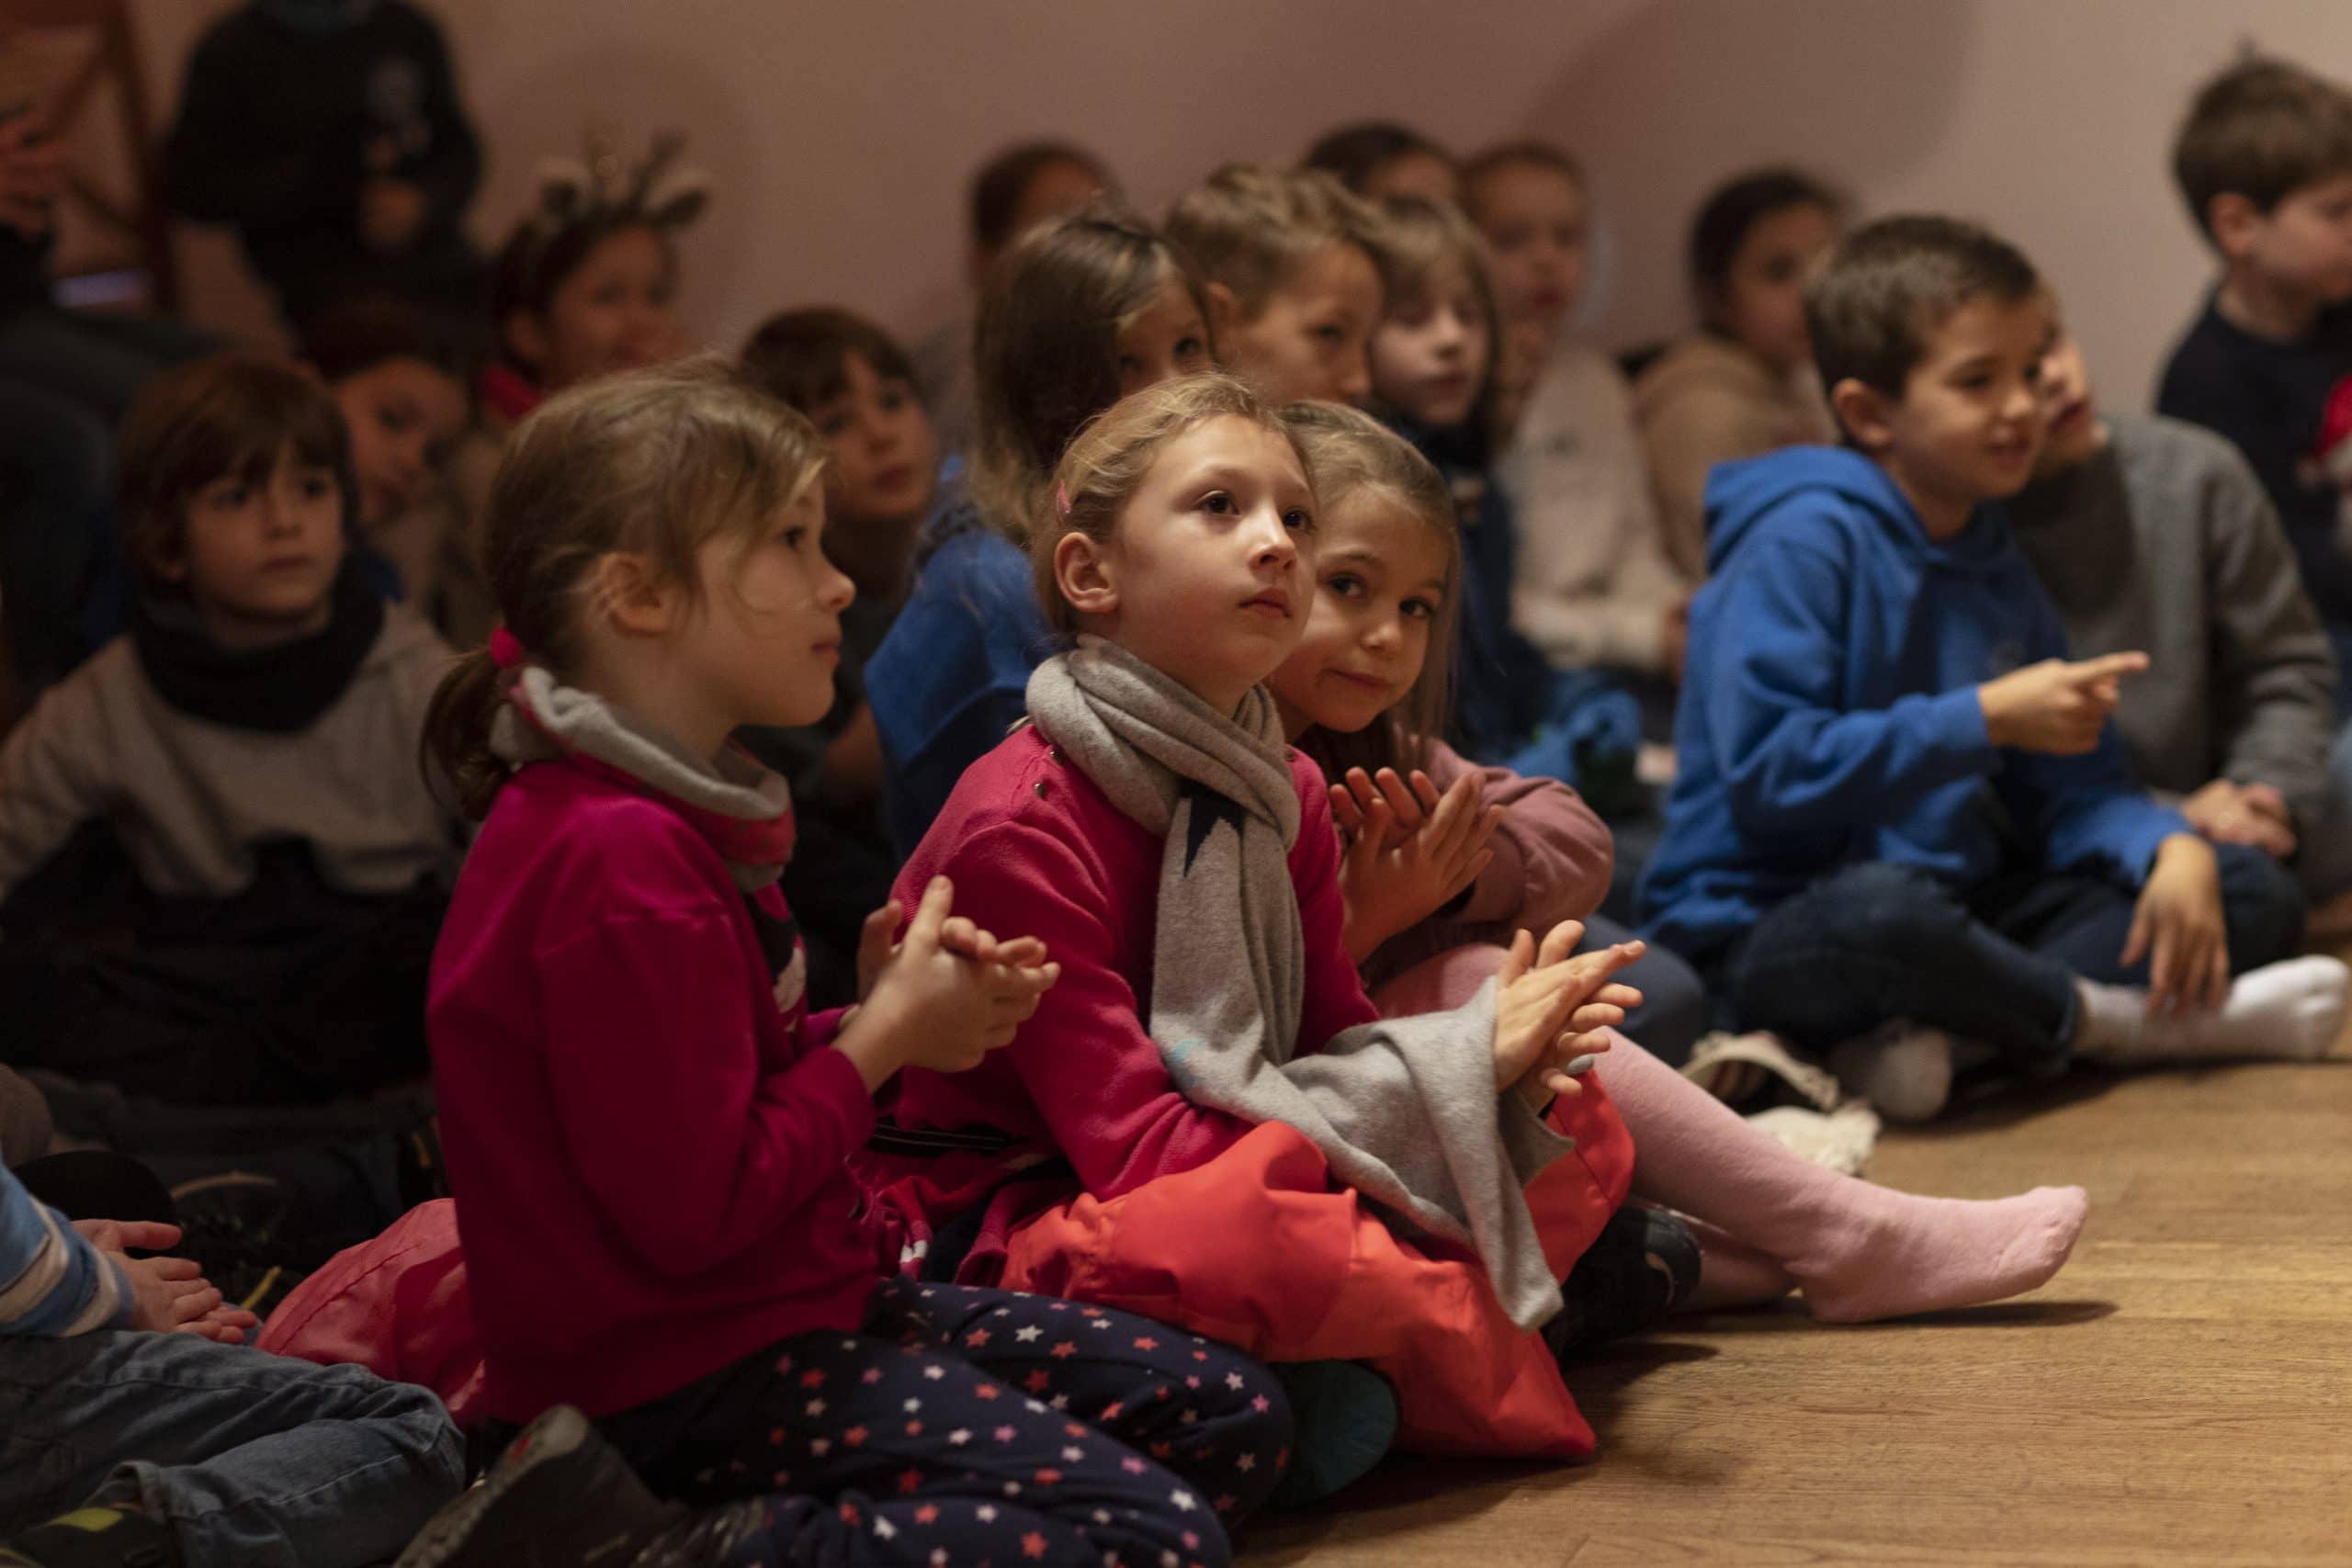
[871,727,1635,1458]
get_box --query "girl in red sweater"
[1266,400,2090,1326]
[403,359,1295,1568]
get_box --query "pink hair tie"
[1057,480,1072,515]
[487,626,528,671]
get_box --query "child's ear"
[2206,192,2261,259]
[1053,530,1120,619]
[588,551,682,639]
[1204,282,1242,344]
[1828,377,1895,453]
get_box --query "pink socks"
[1590,1031,2086,1324]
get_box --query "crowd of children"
[4,12,2352,1562]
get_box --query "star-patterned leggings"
[596,1275,1294,1568]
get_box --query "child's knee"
[1796,863,1967,961]
[2212,841,2306,968]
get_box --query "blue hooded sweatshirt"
[1637,446,2188,964]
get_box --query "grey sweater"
[0,605,463,903]
[2008,413,2338,828]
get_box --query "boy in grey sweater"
[2009,321,2349,898]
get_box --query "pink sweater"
[1360,740,1616,988]
[887,727,1380,1200]
[429,759,880,1421]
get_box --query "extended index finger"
[2068,651,2150,685]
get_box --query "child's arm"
[0,670,118,906]
[1708,541,2000,834]
[933,822,1261,1200]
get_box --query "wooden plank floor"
[1241,1055,2352,1565]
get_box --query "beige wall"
[130,0,2352,411]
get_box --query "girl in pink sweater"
[1263,400,2089,1326]
[404,359,1295,1568]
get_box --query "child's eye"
[379,408,413,434]
[1283,506,1316,533]
[1200,491,1235,514]
[301,476,334,498]
[778,525,808,549]
[1325,572,1363,598]
[1175,335,1206,361]
[1402,596,1436,620]
[207,484,249,508]
[1314,323,1346,344]
[877,388,910,413]
[816,413,852,439]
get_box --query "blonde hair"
[1370,193,1508,451]
[1278,400,1460,780]
[423,355,827,817]
[1031,372,1314,636]
[1164,164,1385,318]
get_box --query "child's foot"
[2073,955,2349,1065]
[395,1405,675,1568]
[1267,1360,1399,1506]
[1790,1183,2088,1324]
[1827,1021,1954,1122]
[0,1506,177,1568]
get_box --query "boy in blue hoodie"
[1640,215,2346,1121]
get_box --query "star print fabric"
[601,1276,1293,1566]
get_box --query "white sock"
[2071,955,2349,1065]
[1827,1022,1953,1123]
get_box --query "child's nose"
[1337,350,1372,405]
[821,561,855,610]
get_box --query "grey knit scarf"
[1025,637,1572,1330]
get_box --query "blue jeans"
[1716,845,2306,1073]
[2297,720,2352,900]
[0,1332,464,1568]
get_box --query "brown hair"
[421,355,827,817]
[1367,193,1508,451]
[970,140,1114,253]
[1459,139,1587,224]
[1804,214,2041,401]
[1030,371,1314,636]
[970,203,1211,547]
[1163,164,1386,320]
[740,307,922,413]
[2175,57,2352,243]
[116,350,357,593]
[1300,122,1455,197]
[1279,400,1460,782]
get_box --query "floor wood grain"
[1241,1056,2352,1566]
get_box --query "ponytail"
[421,645,511,820]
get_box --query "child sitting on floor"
[1640,216,2346,1122]
[2011,311,2347,901]
[403,357,1292,1568]
[0,1155,463,1568]
[0,351,462,1111]
[867,206,1216,852]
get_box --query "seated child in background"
[1462,140,1694,711]
[302,299,476,622]
[1632,167,1842,584]
[2012,316,2349,900]
[410,358,1291,1568]
[1640,216,2345,1124]
[1164,164,1386,409]
[868,206,1216,852]
[1301,119,1461,205]
[2157,58,2352,694]
[877,374,2086,1484]
[440,137,704,643]
[910,139,1114,457]
[739,306,949,1005]
[0,352,463,1111]
[1363,196,1649,846]
[0,1150,465,1568]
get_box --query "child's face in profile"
[1370,254,1489,430]
[333,356,468,525]
[517,224,684,391]
[1472,163,1589,343]
[1268,488,1446,739]
[1066,415,1317,713]
[1707,200,1838,377]
[808,352,939,529]
[2030,326,2108,479]
[2233,171,2352,308]
[1114,276,1214,397]
[1221,241,1382,406]
[169,442,346,648]
[1861,293,2052,519]
[681,484,855,732]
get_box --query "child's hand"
[1491,920,1645,1106]
[1333,768,1502,961]
[2181,778,2297,859]
[2124,834,2231,1016]
[71,1218,183,1255]
[839,878,1059,1087]
[854,897,1050,1001]
[115,1252,227,1336]
[1978,651,2147,754]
